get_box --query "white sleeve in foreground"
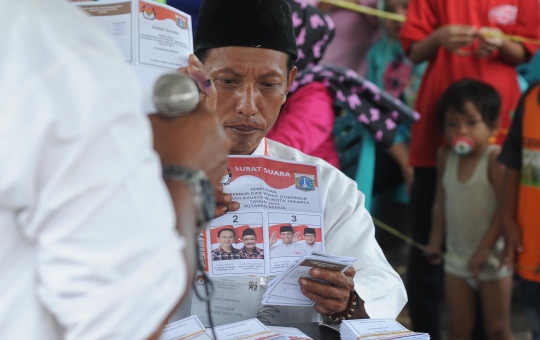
[11,39,188,339]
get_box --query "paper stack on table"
[340,319,429,340]
[262,252,356,306]
[160,316,313,340]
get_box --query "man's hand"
[299,267,356,316]
[270,232,278,248]
[476,27,504,58]
[435,25,477,56]
[150,55,230,188]
[292,231,301,243]
[214,185,240,218]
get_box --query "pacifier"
[452,136,475,156]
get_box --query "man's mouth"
[228,124,260,136]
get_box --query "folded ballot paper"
[340,319,429,340]
[262,252,356,306]
[159,316,313,340]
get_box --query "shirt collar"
[251,138,267,156]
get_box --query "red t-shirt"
[400,0,540,167]
[267,82,340,168]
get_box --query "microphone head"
[152,73,199,116]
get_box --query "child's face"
[384,0,408,40]
[443,101,498,154]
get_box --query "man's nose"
[236,84,258,116]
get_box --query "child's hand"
[476,27,504,58]
[424,243,443,266]
[435,25,477,56]
[468,248,490,280]
[499,219,522,270]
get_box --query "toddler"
[425,79,512,340]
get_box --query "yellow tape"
[319,0,405,22]
[318,0,540,45]
[372,217,537,272]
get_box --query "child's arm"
[407,25,477,64]
[424,147,449,265]
[468,147,505,279]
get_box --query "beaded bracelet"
[328,290,358,321]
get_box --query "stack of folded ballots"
[263,252,356,306]
[340,319,429,340]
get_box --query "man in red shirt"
[400,1,539,338]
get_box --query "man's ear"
[282,66,298,105]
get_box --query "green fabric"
[154,0,166,3]
[354,128,376,212]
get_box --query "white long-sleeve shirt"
[255,138,407,320]
[0,0,187,338]
[182,138,407,325]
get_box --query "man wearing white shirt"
[270,225,306,258]
[298,228,323,254]
[0,0,230,338]
[195,0,406,323]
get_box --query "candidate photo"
[238,227,264,259]
[211,227,241,261]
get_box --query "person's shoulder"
[266,139,358,189]
[266,139,346,174]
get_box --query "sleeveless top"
[443,145,512,281]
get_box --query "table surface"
[275,323,340,340]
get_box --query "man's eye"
[468,120,478,125]
[262,83,277,89]
[219,79,235,86]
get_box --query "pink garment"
[268,82,340,168]
[319,0,381,76]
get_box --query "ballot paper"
[267,326,313,340]
[262,252,356,306]
[161,316,315,340]
[340,319,430,340]
[159,315,212,340]
[72,0,193,113]
[204,156,325,277]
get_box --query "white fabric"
[297,241,323,254]
[270,241,307,257]
[0,0,187,339]
[255,139,407,319]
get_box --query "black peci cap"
[280,225,294,233]
[242,228,257,237]
[195,0,298,60]
[303,227,316,235]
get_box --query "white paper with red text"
[204,156,325,277]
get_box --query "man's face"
[242,235,257,251]
[203,47,297,155]
[280,231,293,245]
[217,230,235,250]
[304,233,316,246]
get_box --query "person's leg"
[518,276,540,340]
[407,167,444,340]
[478,276,513,340]
[445,274,477,340]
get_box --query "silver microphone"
[152,73,199,116]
